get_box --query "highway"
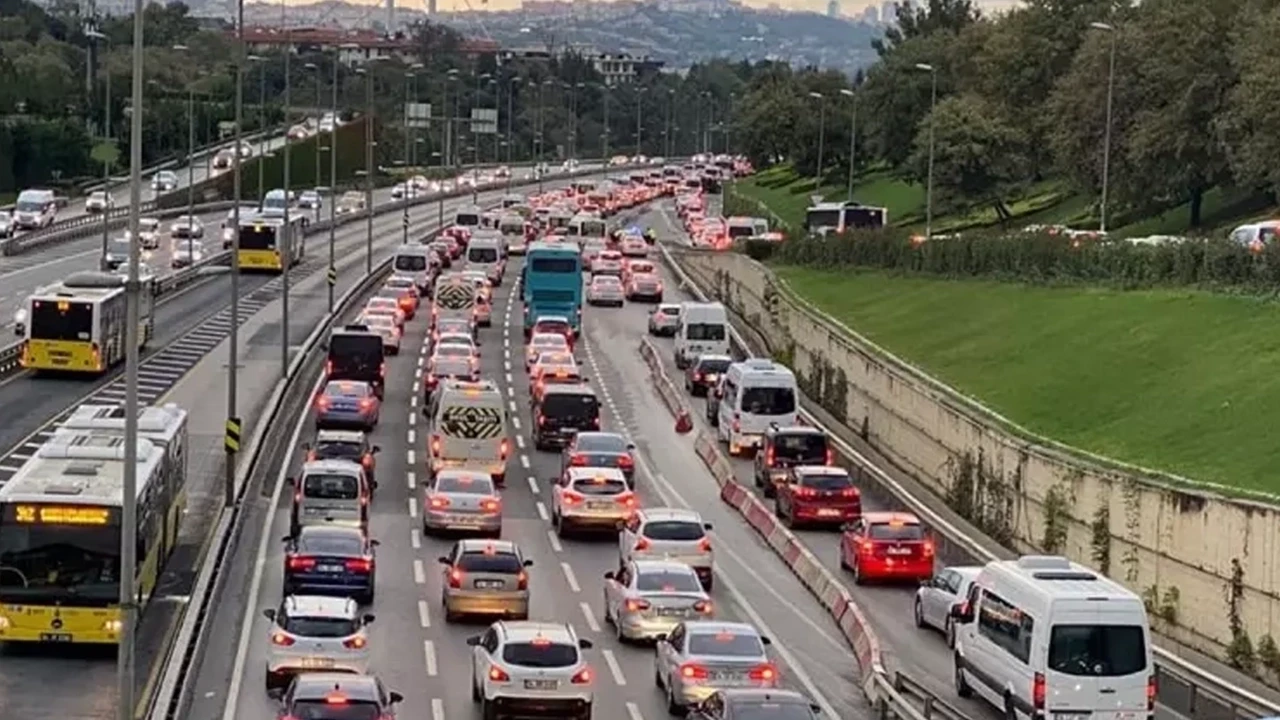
[188,207,871,720]
[0,164,617,720]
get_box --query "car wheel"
[954,656,973,697]
[852,558,864,585]
[554,509,568,537]
[481,697,500,720]
[946,617,956,648]
[472,672,481,702]
[666,681,684,716]
[914,598,925,628]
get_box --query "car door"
[472,626,498,682]
[619,514,640,562]
[605,563,632,618]
[658,623,686,683]
[924,570,956,628]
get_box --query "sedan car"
[170,239,205,269]
[305,429,379,485]
[550,467,637,537]
[431,319,476,345]
[839,512,935,585]
[525,332,571,371]
[561,431,636,486]
[358,312,401,355]
[136,218,162,249]
[914,565,981,647]
[685,354,732,397]
[315,380,381,431]
[169,215,204,239]
[620,235,649,258]
[384,275,421,311]
[298,189,322,210]
[337,191,366,215]
[363,298,405,327]
[263,595,374,690]
[150,170,178,193]
[625,272,664,303]
[422,469,503,536]
[655,621,778,712]
[440,539,533,622]
[272,673,402,717]
[373,286,416,320]
[586,275,625,307]
[85,190,114,214]
[603,560,714,642]
[281,524,379,604]
[648,304,681,336]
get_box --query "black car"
[533,384,601,451]
[561,431,637,486]
[689,689,821,720]
[272,672,403,718]
[282,525,379,604]
[684,354,733,397]
[327,324,386,398]
[753,425,832,498]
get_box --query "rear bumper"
[489,695,591,717]
[444,589,528,616]
[423,509,502,533]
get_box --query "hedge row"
[753,230,1280,289]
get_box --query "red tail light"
[680,663,709,680]
[562,490,584,505]
[748,663,778,682]
[448,568,464,588]
[324,360,333,375]
[693,600,713,614]
[625,598,651,612]
[307,451,317,462]
[698,537,712,553]
[765,446,775,467]
[430,496,450,509]
[794,487,817,498]
[426,374,439,388]
[634,537,651,551]
[617,454,634,469]
[537,413,547,426]
[517,571,528,590]
[345,558,373,573]
[569,453,587,466]
[924,540,936,557]
[287,556,316,571]
[616,492,637,508]
[488,666,510,682]
[362,454,373,467]
[731,415,741,433]
[694,372,703,382]
[315,396,331,411]
[500,439,510,459]
[825,447,835,465]
[570,667,593,684]
[592,416,601,429]
[343,636,367,649]
[1147,675,1157,711]
[430,435,442,456]
[840,488,858,498]
[379,362,386,377]
[271,632,295,646]
[858,539,875,554]
[1033,672,1046,710]
[358,398,373,411]
[480,498,501,513]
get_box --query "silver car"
[171,239,204,269]
[359,313,401,355]
[170,215,204,239]
[150,170,178,192]
[603,560,714,642]
[85,190,113,213]
[440,539,532,621]
[586,275,625,307]
[648,304,681,336]
[655,620,778,711]
[137,218,162,249]
[914,565,981,647]
[619,507,714,589]
[422,469,503,536]
[262,595,374,690]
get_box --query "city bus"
[521,241,583,338]
[21,270,156,374]
[237,213,307,272]
[0,430,173,644]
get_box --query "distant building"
[428,0,437,13]
[859,5,878,23]
[236,25,498,66]
[591,52,663,85]
[826,0,839,17]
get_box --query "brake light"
[537,413,547,426]
[680,663,709,680]
[570,453,587,466]
[625,598,651,612]
[748,664,778,682]
[694,372,703,382]
[634,537,651,551]
[488,666,510,682]
[924,540,935,557]
[693,600,713,614]
[287,556,316,571]
[362,454,373,467]
[345,558,373,573]
[616,492,637,508]
[765,446,775,467]
[859,539,875,553]
[1147,675,1157,711]
[431,434,442,456]
[480,498,501,513]
[698,537,712,553]
[448,568,464,588]
[794,487,817,498]
[840,488,858,498]
[316,396,331,411]
[307,450,317,462]
[343,636,367,649]
[517,571,528,590]
[271,632,295,646]
[324,693,349,705]
[825,447,835,465]
[325,360,333,375]
[1033,672,1045,710]
[617,454,634,469]
[426,374,439,388]
[430,495,450,509]
[562,490,584,505]
[91,342,101,367]
[592,416,601,429]
[570,667,593,684]
[359,398,373,411]
[500,439,510,459]
[379,361,386,377]
[732,415,741,433]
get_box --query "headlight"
[13,308,26,325]
[0,615,10,629]
[102,619,122,633]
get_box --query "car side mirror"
[466,635,481,646]
[760,636,772,645]
[523,559,534,567]
[578,638,593,649]
[267,687,284,701]
[811,703,822,714]
[319,342,328,351]
[627,443,636,450]
[389,691,404,704]
[950,604,974,623]
[281,536,292,543]
[370,539,380,547]
[840,522,855,532]
[372,446,381,453]
[438,556,451,564]
[363,613,376,624]
[262,609,276,622]
[604,571,615,580]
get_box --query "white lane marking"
[413,559,426,585]
[417,356,424,368]
[579,601,601,632]
[520,455,530,469]
[535,501,549,522]
[546,529,564,552]
[407,449,416,465]
[409,412,417,426]
[410,394,419,408]
[526,476,540,495]
[506,372,513,384]
[418,599,431,628]
[603,649,627,686]
[408,498,418,518]
[407,428,416,444]
[511,416,521,430]
[509,400,517,413]
[504,360,511,371]
[424,640,438,676]
[407,471,416,490]
[411,529,421,549]
[432,698,445,720]
[516,434,526,449]
[560,562,580,592]
[415,368,423,379]
[626,701,644,720]
[412,381,420,394]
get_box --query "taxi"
[549,467,637,537]
[839,512,935,584]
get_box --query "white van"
[454,205,482,229]
[673,302,729,369]
[567,214,608,241]
[428,379,510,485]
[713,358,798,456]
[951,556,1154,720]
[288,459,371,535]
[392,245,435,293]
[726,216,769,241]
[13,189,58,230]
[467,236,505,287]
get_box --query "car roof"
[567,467,627,483]
[324,380,372,393]
[767,425,825,437]
[456,538,520,555]
[301,458,364,474]
[498,620,577,644]
[694,354,733,364]
[531,333,568,343]
[435,468,496,485]
[793,465,847,477]
[636,507,703,524]
[542,384,596,397]
[284,594,360,619]
[573,431,624,443]
[290,672,381,701]
[316,430,367,444]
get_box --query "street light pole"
[403,68,414,246]
[506,76,518,166]
[635,86,644,157]
[665,88,673,158]
[1092,21,1117,234]
[87,30,110,266]
[362,62,377,274]
[227,0,246,509]
[280,8,292,381]
[915,63,938,242]
[305,61,320,216]
[602,85,610,161]
[173,46,196,232]
[328,49,340,313]
[840,87,857,202]
[250,55,266,200]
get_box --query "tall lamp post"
[402,66,418,245]
[601,84,611,161]
[304,61,322,216]
[839,87,857,202]
[248,54,266,199]
[808,91,825,192]
[357,58,384,274]
[86,29,111,265]
[227,0,247,510]
[505,75,520,166]
[914,62,938,242]
[279,8,294,382]
[1091,21,1117,233]
[664,88,674,158]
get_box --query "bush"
[739,238,779,261]
[770,229,1280,290]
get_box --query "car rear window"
[867,523,925,541]
[542,393,599,418]
[687,631,765,657]
[660,307,680,316]
[798,472,852,490]
[289,700,380,720]
[283,616,359,638]
[696,358,732,373]
[298,533,363,556]
[502,641,579,668]
[577,435,627,452]
[325,382,370,398]
[1048,624,1146,677]
[636,570,701,592]
[436,474,494,494]
[315,442,364,461]
[571,477,628,495]
[457,552,523,573]
[303,474,360,500]
[435,345,471,357]
[641,520,705,541]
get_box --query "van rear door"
[1044,605,1151,720]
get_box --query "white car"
[586,275,625,307]
[591,250,623,276]
[150,170,178,193]
[363,298,405,327]
[0,211,12,238]
[914,565,982,647]
[137,218,162,249]
[525,332,570,371]
[263,595,373,691]
[171,239,205,269]
[468,621,595,720]
[170,216,204,239]
[647,304,681,336]
[360,312,402,355]
[85,190,114,214]
[619,508,714,590]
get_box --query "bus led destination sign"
[11,505,112,525]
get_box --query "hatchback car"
[839,512,935,585]
[263,595,374,690]
[914,565,981,647]
[775,465,861,528]
[586,275,625,307]
[422,469,503,536]
[685,354,732,398]
[433,317,476,343]
[688,689,822,720]
[619,508,714,589]
[648,304,682,336]
[561,431,636,486]
[363,298,405,327]
[272,672,402,718]
[315,380,381,431]
[440,539,533,622]
[592,250,624,276]
[468,621,595,720]
[530,315,575,345]
[281,525,379,604]
[655,621,778,712]
[550,467,637,537]
[753,426,833,498]
[374,285,416,320]
[626,272,664,302]
[603,560,714,642]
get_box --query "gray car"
[438,538,533,622]
[603,559,714,642]
[655,620,778,712]
[422,469,503,536]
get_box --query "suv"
[273,672,402,717]
[753,425,832,498]
[468,621,595,720]
[263,595,375,690]
[532,384,600,451]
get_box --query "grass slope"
[776,266,1280,495]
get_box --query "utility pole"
[364,64,375,275]
[602,86,610,161]
[86,30,110,268]
[281,7,292,380]
[328,51,338,312]
[227,0,245,509]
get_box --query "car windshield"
[660,307,680,316]
[642,520,705,541]
[395,255,429,272]
[289,700,380,720]
[798,472,852,490]
[688,632,765,657]
[315,441,364,460]
[302,474,360,500]
[572,477,627,495]
[867,523,925,541]
[1048,625,1147,677]
[502,641,579,668]
[364,315,394,329]
[457,552,522,573]
[435,474,494,494]
[741,387,796,415]
[636,570,701,592]
[774,433,827,461]
[577,434,627,453]
[297,532,363,556]
[283,616,359,638]
[541,392,599,418]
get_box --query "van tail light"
[693,600,713,614]
[732,415,741,433]
[430,435,442,456]
[634,537,651,552]
[1147,675,1157,711]
[1033,672,1046,711]
[680,663,709,681]
[362,454,373,468]
[924,540,936,557]
[448,568,464,588]
[616,492,637,508]
[537,413,547,426]
[516,571,528,590]
[765,446,775,467]
[500,439,510,459]
[592,416,601,429]
[625,598,651,612]
[379,362,387,377]
[694,372,703,382]
[307,451,317,462]
[570,453,587,466]
[698,537,712,553]
[859,539,875,554]
[429,496,450,509]
[825,448,835,465]
[271,632,296,646]
[345,558,373,573]
[91,342,101,368]
[488,666,510,682]
[325,360,333,376]
[562,491,584,505]
[343,636,367,649]
[748,663,778,682]
[570,667,593,684]
[287,556,316,571]
[480,498,501,513]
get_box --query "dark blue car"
[282,525,378,604]
[315,380,381,431]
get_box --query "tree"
[872,0,980,57]
[1217,3,1280,202]
[858,31,959,169]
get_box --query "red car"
[839,512,935,584]
[530,316,575,346]
[774,465,860,527]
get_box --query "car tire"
[472,674,482,702]
[481,697,499,720]
[554,509,568,538]
[666,681,684,716]
[852,558,864,585]
[946,617,956,648]
[914,598,925,628]
[493,472,506,487]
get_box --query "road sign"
[470,108,498,135]
[405,102,432,128]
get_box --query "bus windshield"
[29,299,93,341]
[530,256,579,273]
[239,226,277,251]
[0,507,121,604]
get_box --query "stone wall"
[675,248,1280,666]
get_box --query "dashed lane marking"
[407,471,416,490]
[560,561,580,592]
[407,498,418,518]
[423,640,438,676]
[413,559,425,584]
[603,649,627,686]
[411,529,421,549]
[535,501,549,522]
[580,602,600,633]
[520,454,530,469]
[546,529,563,553]
[526,475,539,495]
[418,599,431,628]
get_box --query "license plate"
[705,375,718,382]
[298,657,336,668]
[451,515,482,525]
[817,508,842,517]
[1054,714,1090,720]
[524,679,558,690]
[318,564,344,573]
[40,633,72,642]
[708,671,745,683]
[887,547,911,556]
[657,607,684,616]
[476,580,504,589]
[587,502,613,510]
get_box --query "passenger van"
[327,324,386,398]
[547,210,574,233]
[427,379,510,485]
[13,189,58,230]
[433,274,478,326]
[951,556,1154,720]
[454,205,482,229]
[673,302,729,369]
[567,214,608,242]
[726,216,769,241]
[288,459,371,535]
[713,358,798,456]
[467,236,505,287]
[392,245,436,293]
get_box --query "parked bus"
[520,241,583,338]
[237,214,306,273]
[0,429,179,644]
[21,270,156,374]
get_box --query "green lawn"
[775,266,1280,495]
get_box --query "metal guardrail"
[658,243,1280,720]
[893,673,969,720]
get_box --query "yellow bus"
[0,427,180,645]
[21,270,156,374]
[237,213,306,273]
